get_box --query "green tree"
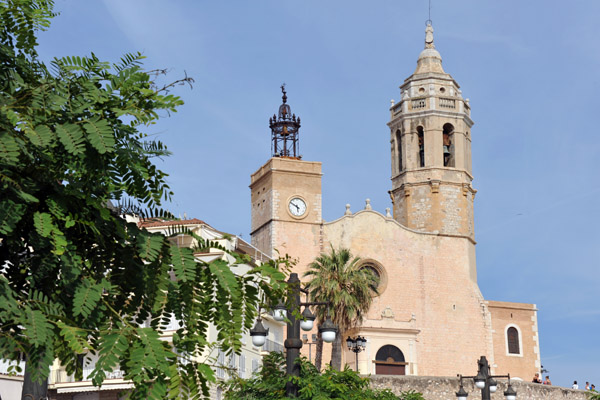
[0,1,286,399]
[222,352,405,400]
[304,247,378,371]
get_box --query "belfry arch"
[443,123,455,167]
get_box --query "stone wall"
[369,375,589,400]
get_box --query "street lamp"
[456,356,517,400]
[346,336,366,372]
[249,272,337,398]
[273,302,287,321]
[300,306,316,331]
[249,317,269,347]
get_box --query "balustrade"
[411,98,426,109]
[439,97,456,108]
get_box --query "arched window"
[375,345,406,375]
[507,326,520,355]
[443,123,454,167]
[417,126,425,167]
[396,129,403,172]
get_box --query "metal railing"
[262,339,284,353]
[0,359,25,376]
[52,368,124,384]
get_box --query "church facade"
[250,23,540,380]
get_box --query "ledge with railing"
[262,339,284,353]
[52,367,125,384]
[439,97,456,109]
[411,98,427,110]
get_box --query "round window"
[358,260,387,295]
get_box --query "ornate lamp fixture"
[249,273,337,397]
[273,302,287,321]
[346,335,367,372]
[318,317,337,343]
[249,318,269,347]
[300,306,316,331]
[456,356,517,400]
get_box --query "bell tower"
[250,86,322,269]
[388,22,476,239]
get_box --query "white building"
[46,218,284,400]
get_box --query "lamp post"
[346,336,366,372]
[456,356,517,400]
[250,273,337,398]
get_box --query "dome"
[418,48,442,61]
[415,47,444,74]
[414,22,446,74]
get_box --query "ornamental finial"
[425,21,435,49]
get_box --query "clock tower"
[250,86,323,270]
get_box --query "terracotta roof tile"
[139,218,208,228]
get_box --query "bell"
[443,145,451,157]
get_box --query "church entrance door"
[374,345,407,376]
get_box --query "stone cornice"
[388,109,474,128]
[323,208,477,244]
[250,218,321,236]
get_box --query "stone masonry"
[369,376,588,400]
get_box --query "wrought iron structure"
[270,84,301,158]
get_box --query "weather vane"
[280,83,287,103]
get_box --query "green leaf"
[84,118,115,154]
[33,212,55,237]
[56,321,91,354]
[55,123,85,155]
[25,125,55,147]
[91,331,130,386]
[170,245,196,283]
[0,201,25,235]
[22,308,52,347]
[73,279,103,318]
[209,259,240,299]
[16,190,39,203]
[137,231,164,262]
[0,132,20,165]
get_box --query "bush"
[587,390,600,400]
[222,352,423,400]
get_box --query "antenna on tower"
[426,0,432,25]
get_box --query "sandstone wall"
[369,375,588,400]
[324,210,489,376]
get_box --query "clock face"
[288,197,307,217]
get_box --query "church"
[249,22,540,380]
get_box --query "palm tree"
[304,246,378,371]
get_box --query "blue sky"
[38,0,599,388]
